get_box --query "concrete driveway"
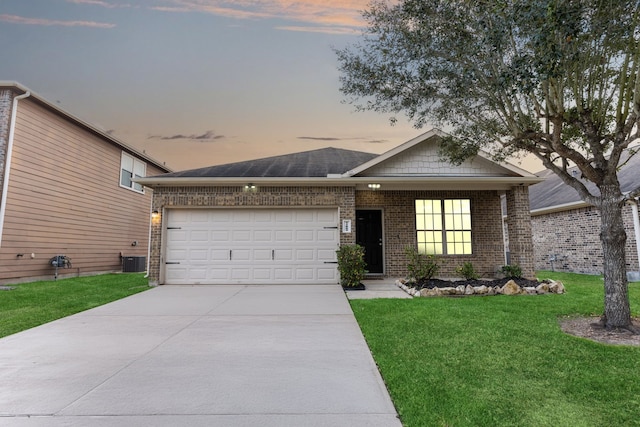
[0,285,402,426]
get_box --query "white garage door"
[164,208,340,284]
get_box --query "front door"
[356,210,384,274]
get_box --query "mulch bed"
[413,277,541,291]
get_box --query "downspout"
[144,196,153,278]
[0,91,30,247]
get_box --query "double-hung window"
[120,152,146,193]
[415,199,472,255]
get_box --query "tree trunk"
[599,185,632,329]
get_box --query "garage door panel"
[317,249,336,262]
[274,249,293,261]
[253,230,272,241]
[188,249,209,261]
[253,249,272,261]
[165,208,339,284]
[318,268,338,280]
[275,230,293,242]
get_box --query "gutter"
[135,175,544,189]
[0,90,30,247]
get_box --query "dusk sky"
[1,0,541,172]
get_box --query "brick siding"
[532,204,640,274]
[148,186,356,284]
[356,190,506,278]
[505,186,535,278]
[148,186,532,284]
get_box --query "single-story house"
[0,81,171,284]
[529,153,640,280]
[137,130,542,286]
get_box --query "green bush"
[501,264,523,278]
[405,247,439,281]
[336,244,367,287]
[456,261,479,280]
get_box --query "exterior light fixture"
[244,183,257,192]
[368,183,381,190]
[151,210,160,219]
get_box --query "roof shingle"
[154,147,378,178]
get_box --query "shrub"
[456,261,479,280]
[405,247,439,281]
[336,244,367,287]
[501,264,523,279]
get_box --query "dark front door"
[356,210,384,274]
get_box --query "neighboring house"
[529,153,640,280]
[137,130,542,286]
[0,82,171,284]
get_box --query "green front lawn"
[351,271,640,427]
[0,273,150,338]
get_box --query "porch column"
[505,185,535,279]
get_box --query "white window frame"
[120,152,146,193]
[415,199,473,255]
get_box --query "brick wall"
[356,189,506,278]
[148,185,356,284]
[505,186,535,278]
[149,186,523,283]
[532,204,640,275]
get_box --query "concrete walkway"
[0,285,401,426]
[345,280,412,300]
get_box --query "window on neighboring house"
[120,152,146,193]
[415,199,472,255]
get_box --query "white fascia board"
[135,175,542,190]
[530,200,591,216]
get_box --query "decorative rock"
[494,285,502,294]
[486,286,496,295]
[421,288,440,297]
[440,287,458,296]
[501,280,521,295]
[456,285,465,294]
[464,285,475,295]
[536,283,550,294]
[549,280,566,294]
[524,286,537,295]
[474,285,489,294]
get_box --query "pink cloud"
[66,0,130,7]
[152,0,368,32]
[0,14,116,28]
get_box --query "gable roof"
[157,147,377,178]
[344,129,534,178]
[138,129,542,190]
[530,150,640,214]
[0,81,171,173]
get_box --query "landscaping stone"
[501,280,521,295]
[396,278,567,298]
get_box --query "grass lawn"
[351,271,640,427]
[0,273,150,338]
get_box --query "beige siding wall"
[0,98,164,284]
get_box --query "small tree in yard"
[336,0,640,330]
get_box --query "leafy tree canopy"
[337,0,640,205]
[337,0,640,329]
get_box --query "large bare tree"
[336,0,640,329]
